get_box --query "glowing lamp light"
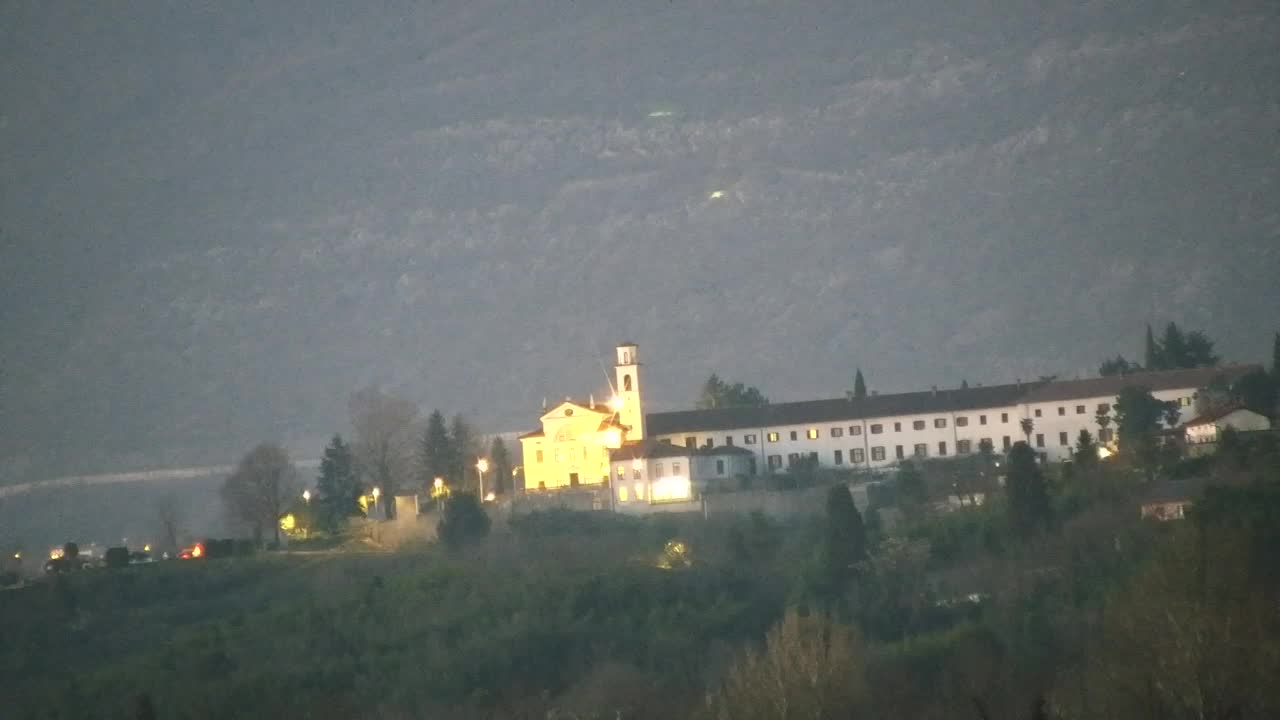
[1097,446,1114,460]
[371,487,381,500]
[608,395,624,411]
[191,543,204,558]
[476,458,489,473]
[484,492,496,502]
[143,544,151,553]
[302,489,311,503]
[13,552,20,560]
[279,514,296,531]
[433,477,444,490]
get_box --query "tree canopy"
[1005,441,1052,537]
[221,443,297,545]
[696,374,769,410]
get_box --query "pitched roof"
[1019,365,1259,404]
[646,382,1041,435]
[1180,404,1260,428]
[518,429,544,440]
[694,444,756,457]
[609,438,693,461]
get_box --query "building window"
[834,449,844,465]
[745,434,758,444]
[767,455,782,470]
[704,439,714,448]
[1035,434,1045,448]
[850,425,862,436]
[633,468,641,480]
[979,415,988,425]
[896,445,905,459]
[852,448,865,463]
[635,482,645,500]
[536,450,544,463]
[654,462,664,477]
[685,436,696,448]
[871,446,886,462]
[623,374,632,391]
[831,427,844,438]
[1002,436,1011,450]
[787,453,801,467]
[569,473,580,487]
[672,462,681,476]
[790,430,798,441]
[895,422,903,432]
[1058,407,1066,416]
[1034,409,1043,418]
[934,418,947,429]
[914,443,928,458]
[1180,396,1192,407]
[956,416,969,427]
[716,459,725,475]
[870,424,884,434]
[618,485,629,502]
[1059,432,1069,446]
[725,436,733,446]
[807,428,819,440]
[767,432,779,442]
[554,449,564,462]
[1076,405,1086,414]
[1001,412,1009,423]
[913,420,926,431]
[957,439,972,454]
[938,441,948,456]
[1097,403,1111,414]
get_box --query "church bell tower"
[613,342,644,440]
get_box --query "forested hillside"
[2,0,1278,481]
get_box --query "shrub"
[104,547,131,569]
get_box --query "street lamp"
[476,458,489,498]
[371,486,381,515]
[302,489,311,504]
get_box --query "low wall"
[511,488,609,515]
[703,482,871,520]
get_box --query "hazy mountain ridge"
[2,1,1278,483]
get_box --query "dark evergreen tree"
[1074,429,1098,467]
[419,410,453,488]
[853,369,867,398]
[1159,322,1188,370]
[315,435,361,531]
[1006,442,1052,537]
[1115,386,1174,480]
[1099,355,1137,376]
[449,414,480,492]
[1144,324,1161,370]
[697,374,769,409]
[1183,331,1219,368]
[437,493,491,548]
[822,484,868,588]
[1231,369,1278,418]
[896,461,927,514]
[489,436,512,494]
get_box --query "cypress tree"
[316,434,360,530]
[489,436,512,494]
[1006,442,1052,537]
[1144,324,1161,370]
[419,410,453,488]
[822,485,868,594]
[853,369,867,399]
[449,414,479,491]
[1160,322,1188,369]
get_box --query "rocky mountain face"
[2,0,1278,483]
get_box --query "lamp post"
[476,458,489,499]
[371,486,381,517]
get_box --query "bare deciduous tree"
[220,443,297,545]
[349,386,419,519]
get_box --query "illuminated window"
[914,443,928,458]
[871,446,886,461]
[618,485,629,502]
[651,475,691,502]
[957,439,972,454]
[852,448,865,463]
[934,418,947,429]
[913,420,926,430]
[745,434,758,444]
[850,425,862,436]
[536,450,544,463]
[834,449,843,465]
[938,441,947,456]
[807,428,819,439]
[831,427,844,438]
[956,417,968,427]
[870,424,883,434]
[767,432,779,442]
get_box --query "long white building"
[646,364,1259,472]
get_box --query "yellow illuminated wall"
[521,402,623,490]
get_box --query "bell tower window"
[623,374,632,391]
